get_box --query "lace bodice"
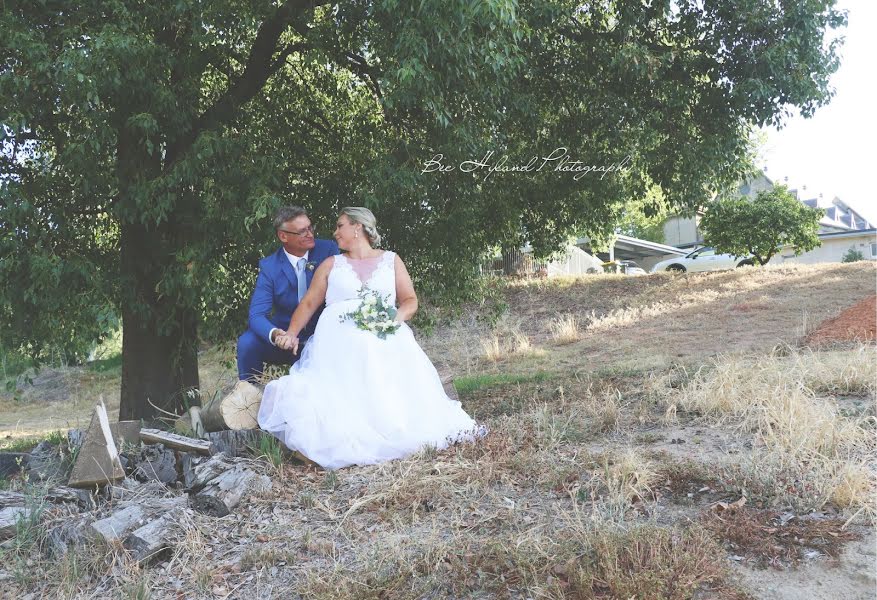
[326,251,396,306]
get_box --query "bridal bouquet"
[339,288,401,339]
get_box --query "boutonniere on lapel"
[306,261,317,272]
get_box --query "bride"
[257,207,481,469]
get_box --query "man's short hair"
[273,206,308,230]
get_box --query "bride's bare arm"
[394,254,418,322]
[285,257,334,339]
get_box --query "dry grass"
[658,345,877,515]
[548,314,582,344]
[1,262,875,598]
[420,261,876,378]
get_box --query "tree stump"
[205,429,265,457]
[200,380,262,432]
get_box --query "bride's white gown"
[257,251,479,470]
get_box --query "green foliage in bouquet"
[339,288,401,340]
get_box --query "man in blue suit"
[237,206,340,381]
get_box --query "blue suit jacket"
[247,238,340,343]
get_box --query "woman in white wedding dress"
[257,207,480,470]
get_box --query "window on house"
[871,242,876,257]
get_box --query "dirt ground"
[805,294,876,347]
[1,261,875,599]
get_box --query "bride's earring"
[355,230,359,239]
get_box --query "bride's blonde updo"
[340,206,382,247]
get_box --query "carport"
[576,235,688,270]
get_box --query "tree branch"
[165,0,329,167]
[343,51,384,103]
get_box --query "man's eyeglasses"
[279,225,315,237]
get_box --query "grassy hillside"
[1,261,875,598]
[2,261,874,441]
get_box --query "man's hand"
[274,332,292,350]
[274,332,300,355]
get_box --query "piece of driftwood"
[139,429,213,455]
[200,380,262,432]
[205,429,265,458]
[124,511,177,563]
[191,467,270,517]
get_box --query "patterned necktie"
[297,257,307,302]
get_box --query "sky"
[760,0,877,225]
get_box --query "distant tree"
[701,185,824,265]
[842,247,865,262]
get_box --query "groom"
[237,206,340,381]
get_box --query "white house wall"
[662,215,701,247]
[769,233,877,265]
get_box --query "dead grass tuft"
[548,314,582,344]
[658,346,877,516]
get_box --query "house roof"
[817,228,876,241]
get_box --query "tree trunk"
[116,129,199,422]
[118,234,200,422]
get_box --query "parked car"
[618,260,648,276]
[650,247,754,273]
[600,260,648,275]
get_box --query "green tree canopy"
[1,0,846,419]
[701,184,824,265]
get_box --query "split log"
[0,486,94,511]
[131,444,177,484]
[189,406,205,439]
[205,429,265,457]
[90,505,146,543]
[190,467,271,517]
[109,421,142,447]
[47,515,95,556]
[67,429,85,450]
[187,454,237,490]
[180,453,204,489]
[200,380,262,432]
[139,429,213,455]
[90,496,185,543]
[124,511,177,563]
[27,440,66,482]
[0,506,31,540]
[67,400,125,488]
